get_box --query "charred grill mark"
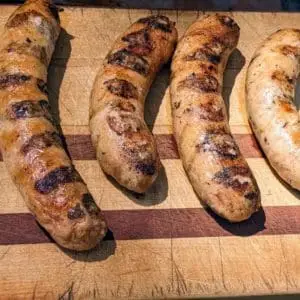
[217,15,239,30]
[136,162,156,175]
[21,131,62,155]
[280,45,300,57]
[107,49,149,75]
[123,130,156,175]
[194,102,225,122]
[173,101,181,109]
[67,203,85,220]
[104,78,138,99]
[271,70,295,92]
[122,29,153,56]
[116,100,136,112]
[179,73,220,93]
[206,125,229,135]
[5,42,48,65]
[37,79,48,95]
[6,10,43,28]
[35,166,82,194]
[0,73,31,89]
[107,114,140,135]
[138,15,173,33]
[213,166,252,193]
[245,191,259,201]
[6,10,56,41]
[82,193,100,215]
[8,100,53,123]
[186,47,221,65]
[197,132,239,159]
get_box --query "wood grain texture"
[1,206,300,245]
[1,5,300,299]
[0,133,262,161]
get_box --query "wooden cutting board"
[1,5,300,299]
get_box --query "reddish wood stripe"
[0,134,262,161]
[0,206,299,245]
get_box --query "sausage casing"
[170,15,261,222]
[90,16,177,193]
[246,29,300,190]
[0,0,107,250]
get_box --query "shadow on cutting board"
[46,29,117,261]
[145,63,171,132]
[47,27,73,157]
[222,48,246,119]
[206,207,266,236]
[106,163,169,206]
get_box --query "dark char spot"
[7,10,44,28]
[280,45,300,57]
[21,131,62,155]
[135,162,156,175]
[197,133,239,159]
[104,78,138,99]
[217,15,239,30]
[186,47,221,65]
[245,191,259,201]
[179,73,219,93]
[138,15,173,33]
[67,203,85,220]
[271,70,295,92]
[8,100,53,123]
[82,193,100,215]
[213,166,251,193]
[174,101,181,109]
[197,102,225,122]
[107,49,149,76]
[5,42,48,66]
[35,166,82,194]
[37,79,48,95]
[6,10,56,41]
[0,73,31,89]
[122,29,153,56]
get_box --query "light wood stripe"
[1,159,300,214]
[1,236,300,299]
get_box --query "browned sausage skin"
[90,16,178,193]
[0,0,107,250]
[170,15,261,222]
[247,29,300,190]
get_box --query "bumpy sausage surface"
[247,29,300,190]
[90,16,177,193]
[0,0,107,250]
[170,15,261,222]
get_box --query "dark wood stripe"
[0,133,262,161]
[0,206,300,245]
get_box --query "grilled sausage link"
[247,29,300,190]
[170,15,261,222]
[0,0,107,250]
[90,16,177,193]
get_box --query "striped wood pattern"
[0,5,300,299]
